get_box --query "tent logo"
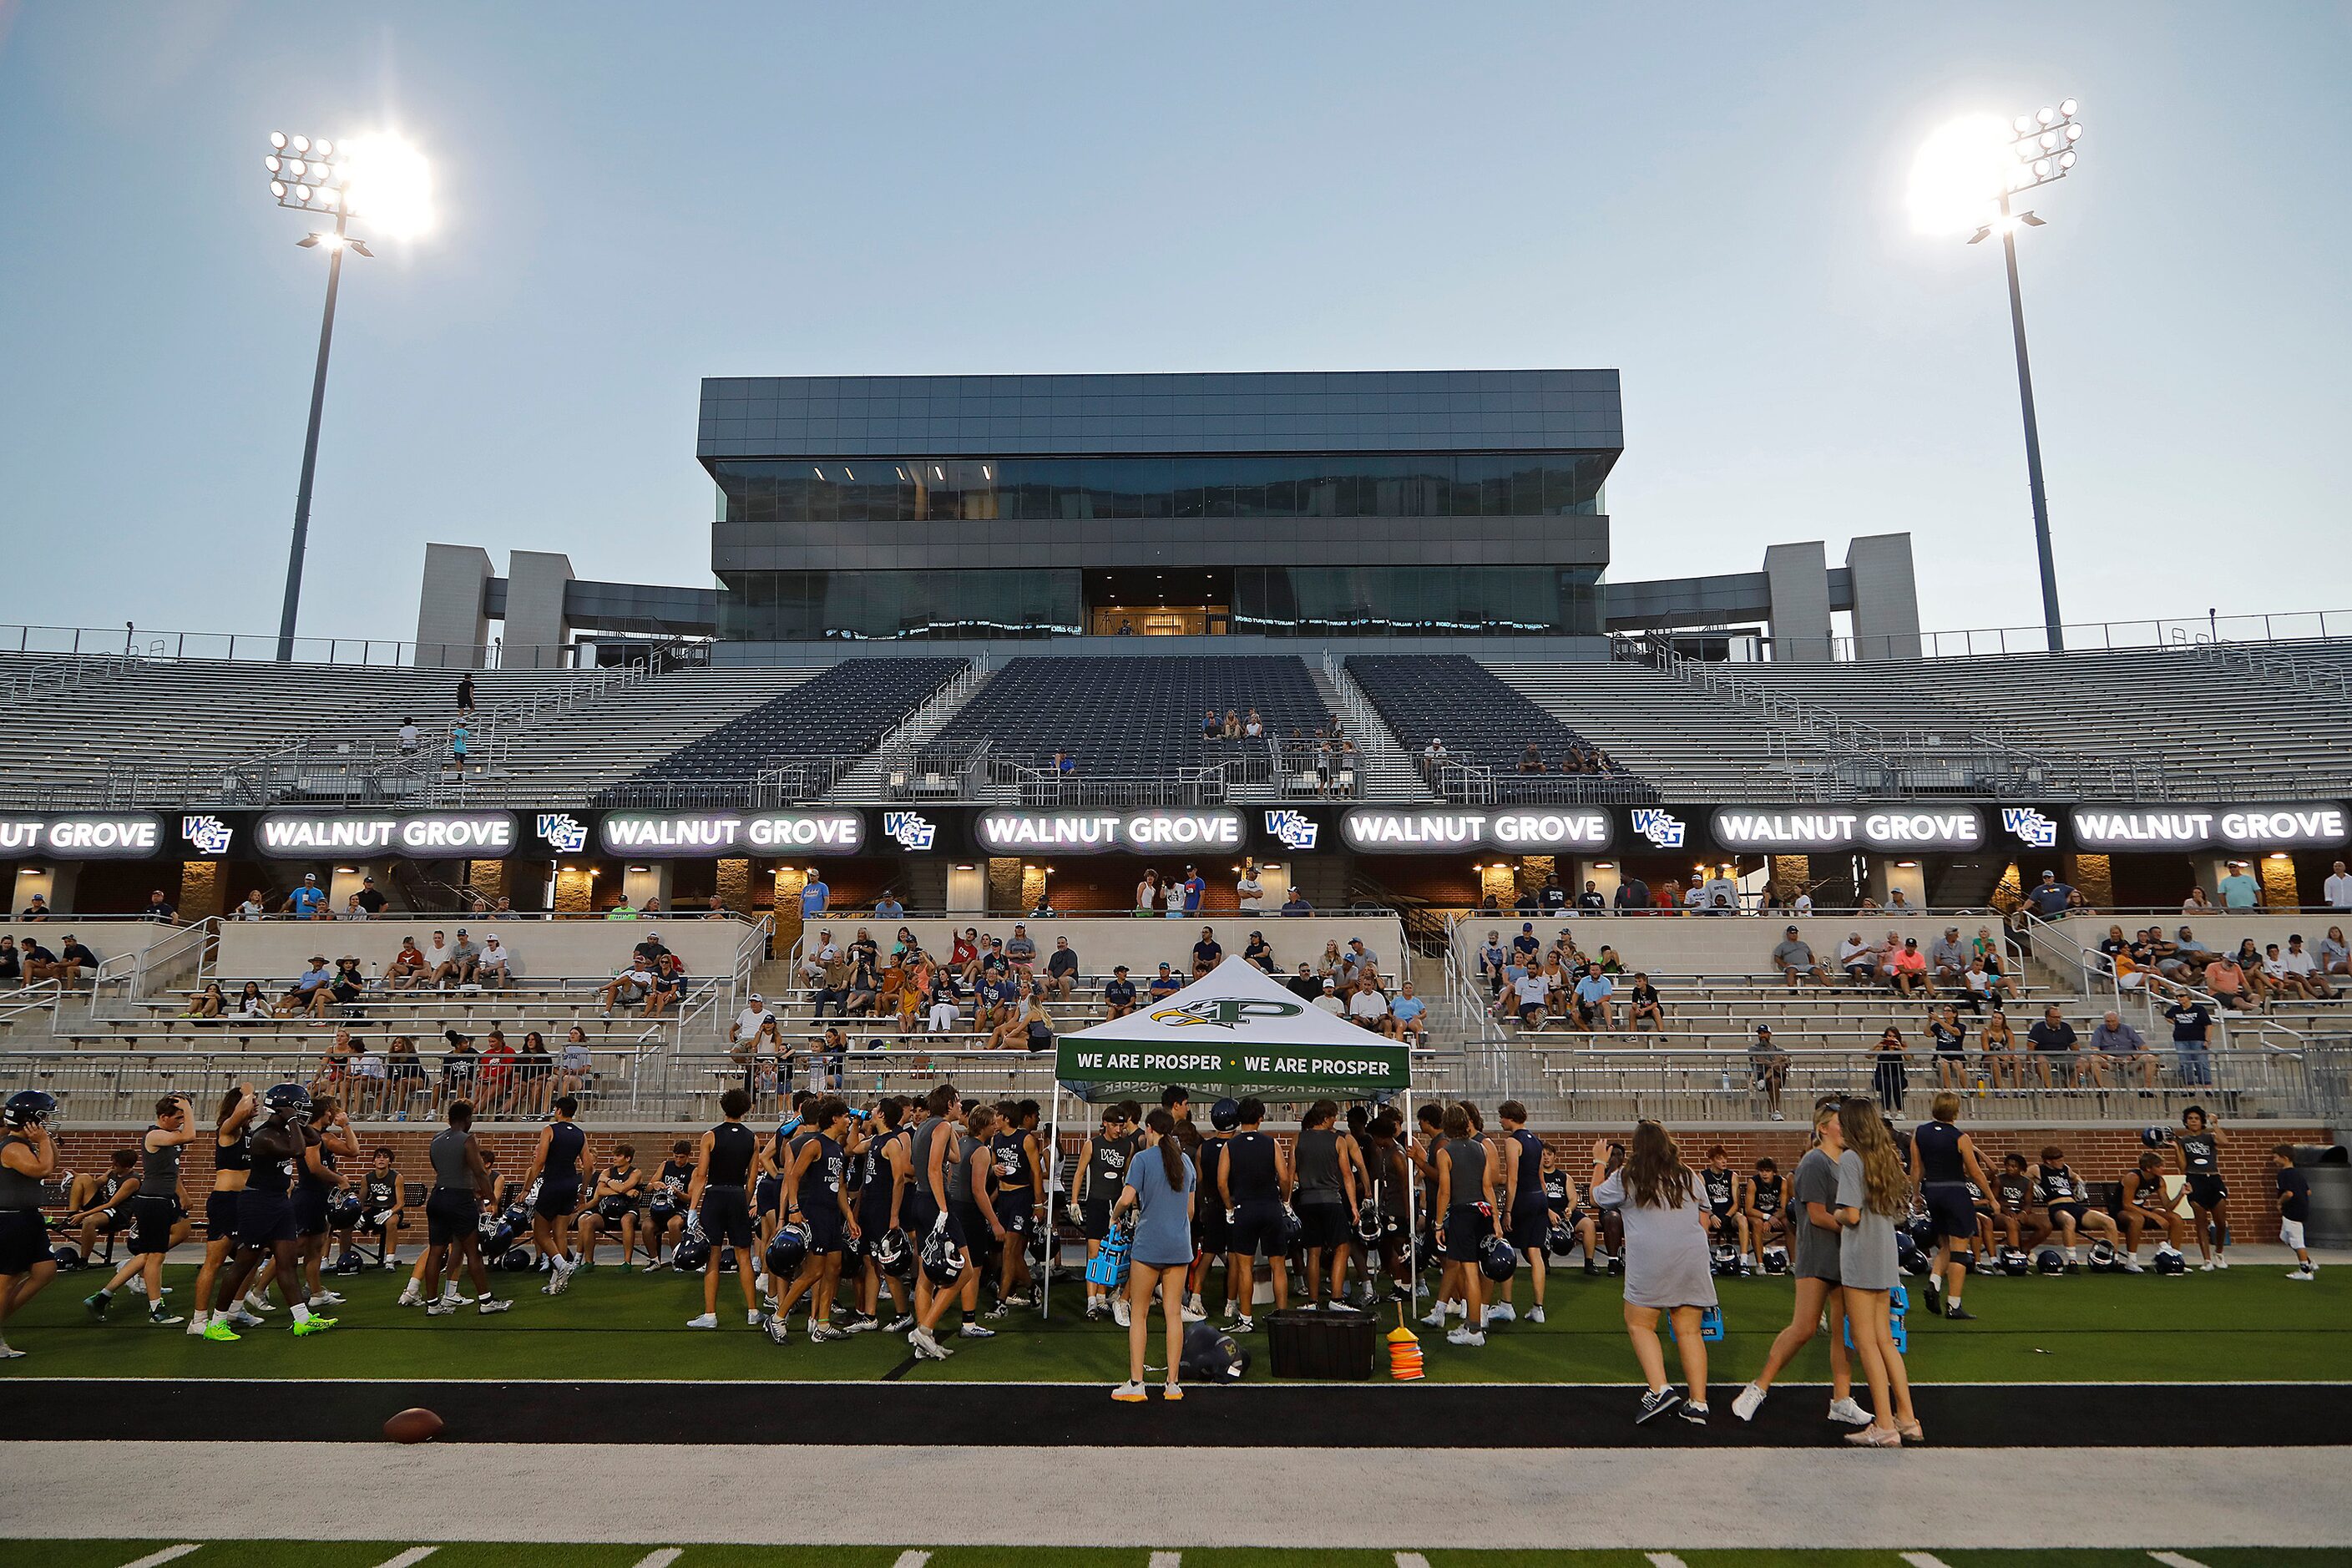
[1631,808,1687,849]
[1264,809,1318,850]
[535,812,588,852]
[2000,807,2057,848]
[1149,997,1306,1029]
[882,811,937,851]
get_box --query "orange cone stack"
[1387,1322,1424,1381]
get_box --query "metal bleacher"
[1345,653,1651,802]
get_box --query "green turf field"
[4,1545,2349,1568]
[3,1258,2344,1383]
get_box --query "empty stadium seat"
[930,655,1337,777]
[1344,654,1651,802]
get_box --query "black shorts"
[953,1201,992,1257]
[1228,1197,1286,1259]
[699,1186,754,1251]
[205,1191,240,1242]
[857,1189,895,1243]
[804,1205,846,1256]
[131,1195,180,1256]
[1196,1201,1229,1255]
[0,1208,47,1274]
[292,1189,330,1239]
[1080,1195,1115,1242]
[1442,1202,1487,1262]
[534,1184,579,1220]
[754,1174,783,1217]
[2186,1174,2228,1207]
[1924,1183,1979,1242]
[1297,1200,1349,1251]
[2046,1200,2091,1229]
[1507,1204,1550,1252]
[903,1192,940,1241]
[235,1191,298,1247]
[426,1190,478,1247]
[993,1192,1032,1237]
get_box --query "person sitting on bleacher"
[1004,923,1038,979]
[1043,937,1080,1000]
[329,955,369,1010]
[1242,931,1277,974]
[1510,965,1551,1032]
[2203,949,2255,1012]
[385,937,429,991]
[1626,972,1665,1031]
[285,955,335,1019]
[800,928,839,987]
[598,955,660,1018]
[978,968,1019,1032]
[1836,932,1876,985]
[1286,962,1323,1003]
[1929,928,1971,988]
[57,1150,141,1262]
[1191,926,1223,978]
[1517,742,1545,774]
[1346,975,1393,1036]
[446,929,483,988]
[1392,981,1429,1043]
[1571,963,1616,1030]
[1477,931,1509,998]
[1314,978,1347,1018]
[1771,927,1829,988]
[1201,709,1222,739]
[1886,937,1935,999]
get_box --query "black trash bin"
[1265,1306,1377,1380]
[2291,1146,2352,1249]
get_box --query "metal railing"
[1830,609,2352,663]
[1318,650,1399,754]
[0,622,615,670]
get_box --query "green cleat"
[83,1291,111,1317]
[291,1315,338,1337]
[202,1319,241,1342]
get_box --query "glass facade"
[1234,566,1602,637]
[718,569,1083,642]
[712,453,1606,525]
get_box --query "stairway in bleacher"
[1306,662,1437,803]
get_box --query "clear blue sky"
[3,3,2346,645]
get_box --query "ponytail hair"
[1146,1107,1184,1191]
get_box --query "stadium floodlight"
[1909,99,2083,651]
[259,129,434,661]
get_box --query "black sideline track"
[8,1378,2341,1448]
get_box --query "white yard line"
[1901,1555,1955,1568]
[1148,1555,1181,1568]
[1394,1555,1433,1568]
[890,1553,932,1568]
[371,1551,438,1568]
[630,1552,682,1568]
[1646,1555,1690,1568]
[2148,1555,2212,1568]
[114,1549,200,1568]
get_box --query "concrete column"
[624,863,674,913]
[1844,534,1922,660]
[504,550,577,670]
[986,858,1023,913]
[553,866,595,914]
[1576,858,1621,903]
[179,861,224,920]
[415,544,494,670]
[2064,853,2114,909]
[1768,855,1810,903]
[1476,863,1516,906]
[466,862,506,905]
[1763,541,1833,663]
[2258,856,2300,909]
[15,864,78,914]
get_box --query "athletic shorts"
[2046,1201,2090,1229]
[1924,1183,1980,1242]
[804,1205,846,1256]
[292,1189,329,1239]
[1297,1200,1349,1251]
[933,1203,970,1252]
[1196,1201,1229,1255]
[993,1192,1032,1237]
[754,1174,783,1217]
[2187,1175,2228,1207]
[857,1190,895,1244]
[533,1184,579,1220]
[1080,1194,1115,1242]
[0,1208,45,1274]
[96,1210,134,1236]
[235,1191,298,1247]
[131,1195,180,1256]
[205,1191,240,1242]
[2280,1218,2307,1251]
[1507,1204,1550,1252]
[699,1186,754,1251]
[1228,1197,1286,1259]
[953,1201,991,1258]
[426,1190,478,1247]
[1442,1202,1487,1262]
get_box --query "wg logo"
[1264,809,1318,850]
[1148,998,1305,1029]
[1631,808,1687,849]
[2000,807,2058,849]
[883,811,937,851]
[180,815,234,855]
[535,812,588,853]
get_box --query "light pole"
[1910,101,2083,651]
[260,131,432,660]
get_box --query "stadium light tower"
[260,130,434,660]
[1908,99,2083,651]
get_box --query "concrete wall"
[208,918,760,984]
[1762,540,1834,663]
[1846,534,1922,660]
[1450,913,2013,979]
[503,550,576,669]
[414,544,493,670]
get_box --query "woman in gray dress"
[1835,1097,1920,1446]
[1589,1122,1717,1426]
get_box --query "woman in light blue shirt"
[1110,1107,1196,1404]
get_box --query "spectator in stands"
[2025,870,2075,918]
[2218,862,2261,910]
[1346,975,1393,1035]
[139,888,176,923]
[329,954,368,1009]
[2203,948,2255,1012]
[1572,963,1616,1030]
[0,937,17,988]
[285,873,327,919]
[1003,923,1037,978]
[1392,981,1428,1043]
[1929,928,1970,988]
[1510,923,1540,966]
[1518,742,1545,774]
[454,674,475,716]
[2087,1011,2154,1089]
[18,893,48,920]
[397,716,420,753]
[286,956,335,1019]
[1191,926,1223,977]
[1886,938,1933,999]
[448,928,483,987]
[1178,866,1207,917]
[1134,868,1162,916]
[1243,931,1277,973]
[2157,925,2211,985]
[1218,709,1241,739]
[2324,862,2352,912]
[1245,707,1264,739]
[2164,998,2214,1085]
[1627,972,1664,1031]
[184,980,226,1021]
[1147,963,1182,1004]
[1749,1025,1789,1120]
[1980,1009,2021,1088]
[2282,935,2337,999]
[926,974,964,1034]
[1871,1027,1909,1113]
[354,876,387,918]
[1314,978,1347,1019]
[599,953,660,1018]
[1201,709,1222,739]
[1510,965,1551,1032]
[799,873,829,918]
[874,891,905,919]
[605,893,636,921]
[1286,962,1322,1002]
[449,721,471,770]
[1103,965,1138,1019]
[842,954,881,1019]
[1615,873,1650,913]
[2180,885,2212,913]
[2027,1005,2080,1085]
[1044,936,1080,1000]
[1958,959,1999,1014]
[1422,736,1448,768]
[18,938,63,987]
[476,934,516,990]
[2319,926,2350,978]
[801,928,840,986]
[1315,938,1345,984]
[1343,937,1378,982]
[233,981,268,1023]
[230,889,264,920]
[1771,926,1829,987]
[1576,880,1607,913]
[1477,931,1509,997]
[1235,861,1266,913]
[1281,887,1313,915]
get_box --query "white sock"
[190,1309,210,1329]
[290,1303,312,1323]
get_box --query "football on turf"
[383,1407,444,1444]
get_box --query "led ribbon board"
[974,808,1244,855]
[1338,808,1615,853]
[255,812,519,858]
[596,810,867,857]
[0,813,164,860]
[1709,807,1987,852]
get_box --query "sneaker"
[1000,1292,1034,1308]
[1827,1397,1873,1426]
[746,1308,764,1327]
[83,1291,110,1317]
[425,1301,455,1317]
[1732,1383,1767,1424]
[842,1313,878,1335]
[908,1328,951,1361]
[1768,1109,1785,1121]
[397,1283,424,1308]
[1185,1292,1204,1316]
[310,1291,346,1308]
[1635,1387,1682,1424]
[1487,1302,1517,1323]
[1110,1379,1147,1403]
[0,1342,21,1359]
[1528,1305,1545,1324]
[883,1314,914,1334]
[441,1288,473,1306]
[686,1313,718,1329]
[291,1316,336,1336]
[2121,1256,2145,1274]
[1231,1315,1254,1334]
[383,1257,401,1271]
[1922,1277,1942,1313]
[1844,1424,1902,1448]
[1445,1326,1485,1347]
[763,1316,792,1346]
[1944,1304,1976,1321]
[1677,1401,1710,1427]
[1112,1297,1131,1328]
[2200,1260,2218,1272]
[2290,1266,2318,1282]
[229,1309,265,1328]
[959,1321,996,1339]
[2214,1254,2229,1270]
[1084,1300,1105,1320]
[808,1323,847,1343]
[1419,1308,1448,1328]
[478,1297,512,1314]
[1161,1383,1185,1401]
[549,1260,574,1297]
[185,1316,209,1338]
[1180,1300,1206,1323]
[241,1293,275,1315]
[984,1302,1011,1322]
[202,1321,242,1342]
[149,1308,185,1328]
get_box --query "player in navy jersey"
[522,1095,589,1294]
[2175,1106,2232,1270]
[765,1096,862,1343]
[1912,1092,1995,1318]
[686,1088,767,1329]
